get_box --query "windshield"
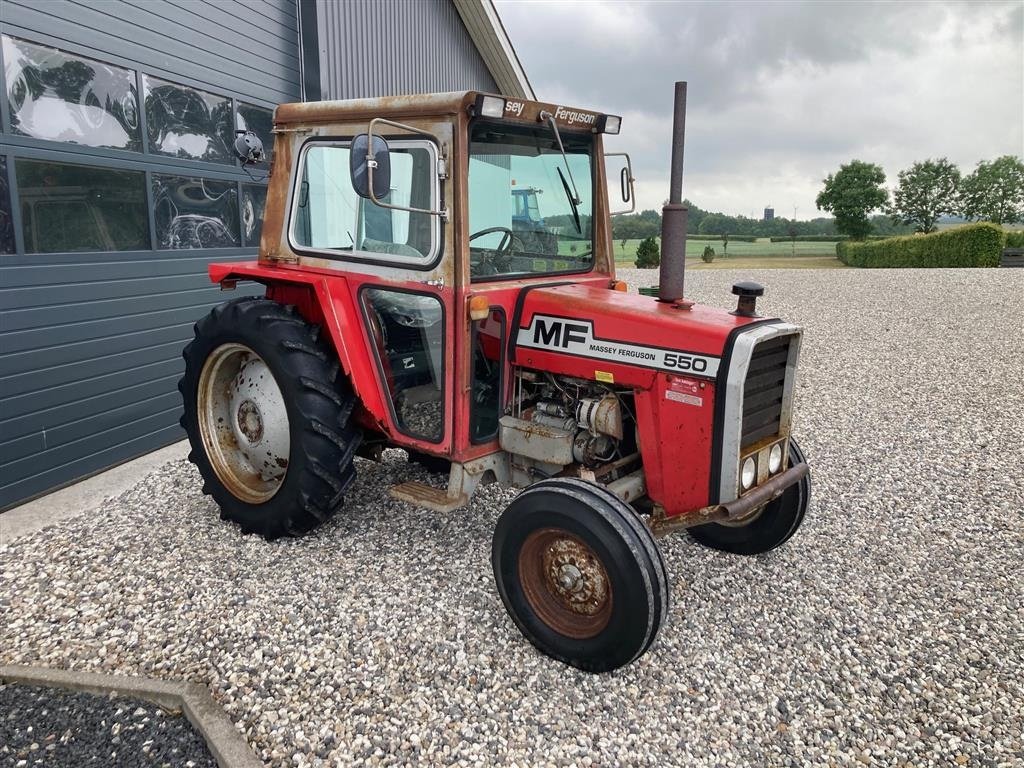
[468,122,593,280]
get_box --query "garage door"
[0,0,302,508]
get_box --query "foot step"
[389,481,468,512]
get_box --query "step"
[388,481,468,512]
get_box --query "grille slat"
[740,335,792,449]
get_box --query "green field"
[550,237,845,268]
[612,237,841,262]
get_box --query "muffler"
[658,81,689,303]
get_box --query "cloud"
[497,0,1024,216]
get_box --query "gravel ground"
[0,683,215,767]
[2,268,1022,767]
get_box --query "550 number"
[662,352,709,372]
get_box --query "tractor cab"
[186,86,811,673]
[216,92,628,468]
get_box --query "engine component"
[576,395,623,439]
[499,415,575,466]
[573,431,614,467]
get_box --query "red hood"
[513,283,768,386]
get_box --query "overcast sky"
[496,0,1024,220]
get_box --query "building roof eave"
[452,0,535,100]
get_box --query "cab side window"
[291,142,436,263]
[363,288,445,442]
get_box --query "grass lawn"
[607,237,845,269]
[681,254,845,270]
[611,237,840,260]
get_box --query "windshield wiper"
[557,167,582,235]
[539,110,583,234]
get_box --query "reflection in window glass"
[236,104,273,164]
[144,75,232,163]
[242,184,267,247]
[363,289,445,441]
[291,143,435,262]
[468,122,594,279]
[3,35,141,151]
[15,159,148,253]
[152,175,238,249]
[0,156,14,254]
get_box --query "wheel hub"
[518,528,613,638]
[236,399,264,443]
[543,538,608,616]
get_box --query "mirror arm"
[367,117,449,222]
[605,152,636,216]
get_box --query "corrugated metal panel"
[0,0,294,508]
[1,0,301,106]
[315,0,498,100]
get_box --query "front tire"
[688,438,811,555]
[179,297,360,539]
[492,478,668,673]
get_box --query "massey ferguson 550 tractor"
[180,82,810,672]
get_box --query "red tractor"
[180,83,809,672]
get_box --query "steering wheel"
[469,227,526,276]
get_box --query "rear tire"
[492,478,668,673]
[688,438,810,555]
[179,297,360,539]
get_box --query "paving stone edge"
[0,665,262,768]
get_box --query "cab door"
[286,127,456,455]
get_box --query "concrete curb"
[0,665,262,768]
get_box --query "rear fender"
[208,262,390,429]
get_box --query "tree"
[816,160,888,240]
[959,155,1024,225]
[634,235,660,268]
[889,158,961,233]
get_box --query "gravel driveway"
[2,268,1022,767]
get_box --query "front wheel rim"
[518,527,613,639]
[197,343,289,503]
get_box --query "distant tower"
[763,206,775,221]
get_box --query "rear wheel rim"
[518,527,613,639]
[198,343,289,503]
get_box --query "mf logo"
[533,318,588,347]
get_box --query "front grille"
[740,335,792,449]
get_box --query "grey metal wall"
[0,0,299,508]
[315,0,498,100]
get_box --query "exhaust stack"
[658,81,689,303]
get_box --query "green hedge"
[1005,230,1024,248]
[836,224,1005,267]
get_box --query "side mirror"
[233,130,265,165]
[605,152,635,216]
[350,133,391,200]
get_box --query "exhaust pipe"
[658,81,689,303]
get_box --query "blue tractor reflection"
[511,187,557,255]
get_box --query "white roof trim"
[452,0,535,99]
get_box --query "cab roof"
[274,91,618,134]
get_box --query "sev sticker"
[595,370,614,384]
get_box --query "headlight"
[479,95,506,118]
[768,443,783,474]
[740,457,756,490]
